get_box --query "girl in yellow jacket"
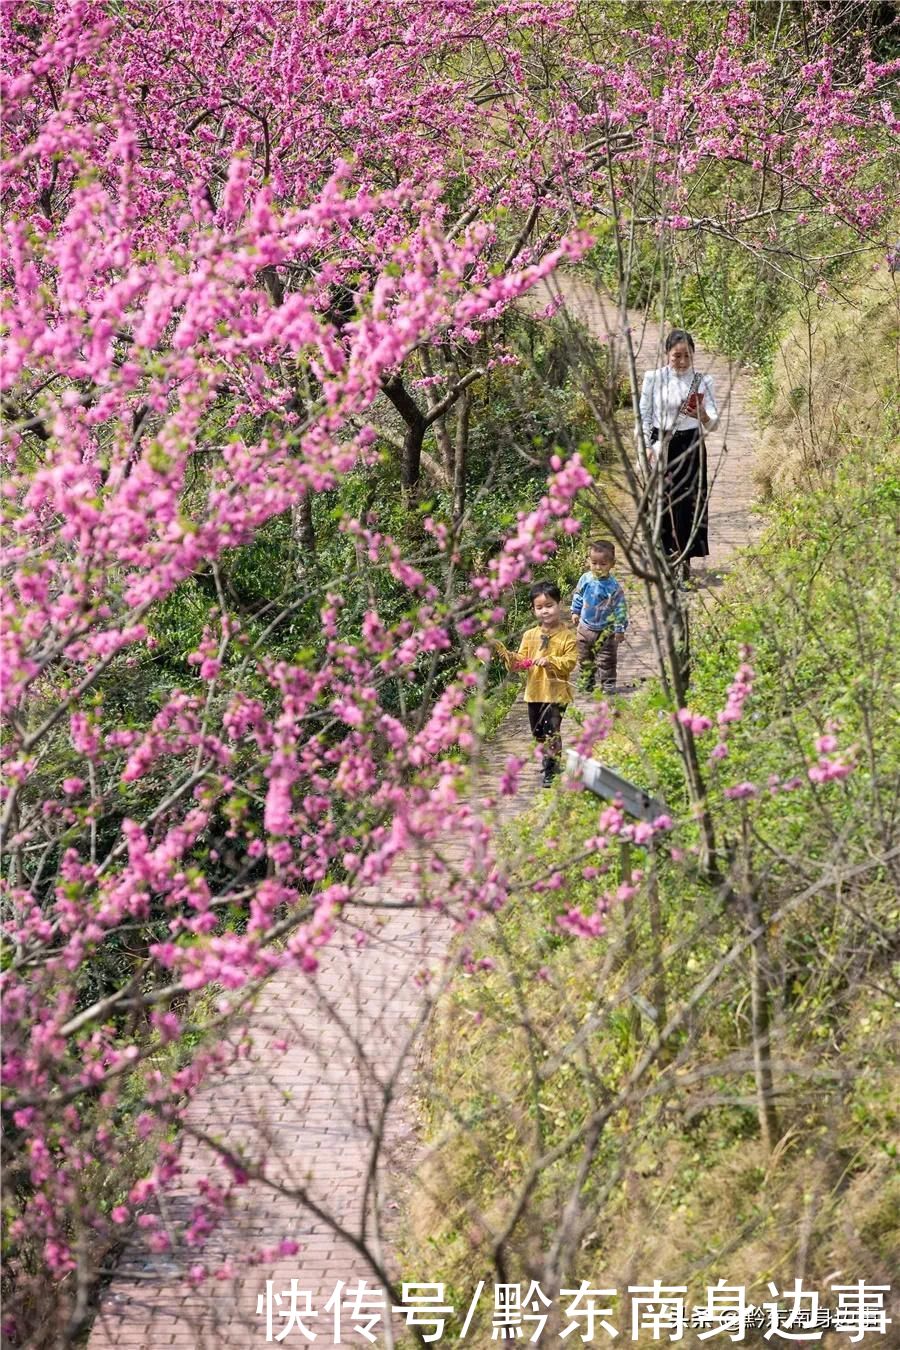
[495,581,577,788]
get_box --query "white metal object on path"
[565,750,665,822]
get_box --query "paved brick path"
[540,276,759,683]
[88,280,755,1348]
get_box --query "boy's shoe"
[541,757,559,789]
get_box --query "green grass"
[400,436,899,1333]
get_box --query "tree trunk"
[741,814,778,1152]
[292,492,316,558]
[618,842,642,1044]
[647,848,667,1037]
[259,263,285,308]
[401,423,426,491]
[381,374,426,492]
[452,389,470,523]
[668,580,691,686]
[750,918,779,1153]
[662,598,717,878]
[434,416,454,482]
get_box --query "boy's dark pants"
[576,622,618,691]
[527,702,564,764]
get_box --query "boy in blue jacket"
[571,540,628,694]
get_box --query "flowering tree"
[2,0,898,1342]
[0,5,595,1336]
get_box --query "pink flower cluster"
[554,808,672,938]
[676,707,713,736]
[707,646,756,766]
[808,731,856,785]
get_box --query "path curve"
[88,279,757,1348]
[542,275,759,686]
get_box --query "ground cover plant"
[409,438,899,1339]
[1,0,898,1343]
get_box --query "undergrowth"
[401,437,899,1343]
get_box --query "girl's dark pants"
[527,702,564,762]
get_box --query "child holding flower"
[494,582,578,788]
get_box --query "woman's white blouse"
[639,367,719,443]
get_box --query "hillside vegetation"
[757,269,899,495]
[406,278,900,1344]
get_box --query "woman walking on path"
[639,329,718,585]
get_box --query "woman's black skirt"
[652,427,710,560]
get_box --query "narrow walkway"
[544,276,759,685]
[89,281,756,1347]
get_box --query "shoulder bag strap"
[676,372,702,425]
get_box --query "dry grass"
[755,269,899,498]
